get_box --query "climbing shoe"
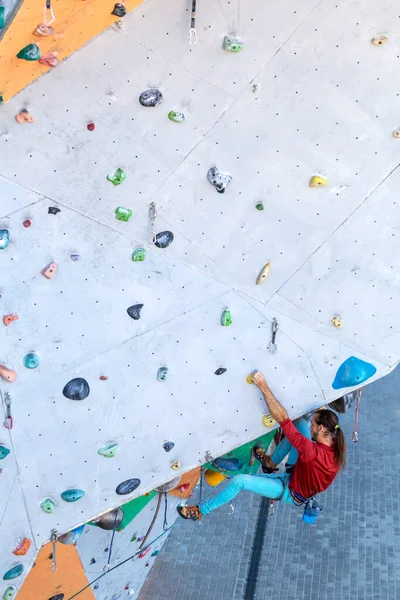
[177,505,202,521]
[251,446,277,474]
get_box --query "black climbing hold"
[62,378,90,401]
[139,89,163,107]
[155,231,174,249]
[116,478,141,495]
[48,206,60,215]
[215,368,227,375]
[111,2,126,17]
[163,441,175,452]
[127,304,143,320]
[90,558,96,564]
[49,595,64,600]
[214,457,242,471]
[93,508,124,530]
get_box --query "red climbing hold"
[139,547,151,559]
[87,122,95,131]
[178,483,190,493]
[13,537,32,556]
[22,219,32,228]
[99,375,108,380]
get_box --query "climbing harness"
[2,391,12,429]
[189,0,198,45]
[50,529,58,572]
[268,318,278,354]
[44,0,55,26]
[205,451,232,479]
[352,388,362,443]
[148,202,157,245]
[103,510,119,573]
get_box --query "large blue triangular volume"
[332,356,377,390]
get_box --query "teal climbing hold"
[115,207,132,222]
[3,564,23,580]
[0,446,10,460]
[16,44,41,61]
[61,489,85,502]
[151,550,160,557]
[58,525,85,545]
[132,248,146,262]
[40,498,55,513]
[3,587,15,600]
[23,352,40,369]
[97,442,119,458]
[332,356,377,390]
[0,7,4,29]
[221,309,232,326]
[0,229,10,250]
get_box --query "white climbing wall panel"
[1,0,400,597]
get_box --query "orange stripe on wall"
[15,540,95,600]
[0,0,145,103]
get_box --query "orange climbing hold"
[41,261,58,279]
[3,314,18,326]
[204,469,225,487]
[0,365,17,382]
[13,537,32,556]
[16,109,34,124]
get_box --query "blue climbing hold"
[3,564,23,580]
[162,441,175,452]
[332,356,377,390]
[58,525,85,545]
[61,489,85,502]
[0,229,10,250]
[0,446,10,460]
[155,231,174,249]
[213,457,242,471]
[116,478,141,495]
[127,304,143,320]
[62,378,90,400]
[23,352,40,369]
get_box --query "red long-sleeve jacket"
[279,418,340,499]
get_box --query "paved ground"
[139,367,400,600]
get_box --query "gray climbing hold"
[155,231,174,249]
[207,167,232,193]
[157,367,169,381]
[93,508,124,530]
[116,478,141,495]
[162,441,175,452]
[139,89,163,107]
[127,304,143,320]
[215,368,227,375]
[62,378,90,401]
[155,476,181,492]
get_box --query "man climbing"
[177,372,346,521]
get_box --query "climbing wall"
[1,0,400,598]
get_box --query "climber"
[177,371,346,521]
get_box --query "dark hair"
[314,409,346,469]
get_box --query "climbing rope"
[352,388,362,443]
[103,510,119,572]
[68,524,176,599]
[189,0,198,45]
[138,492,162,550]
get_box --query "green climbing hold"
[40,498,55,513]
[107,168,126,186]
[17,44,41,61]
[3,587,15,600]
[168,111,185,123]
[222,36,244,53]
[3,564,23,580]
[255,203,264,211]
[0,7,5,29]
[97,442,119,458]
[221,309,232,327]
[130,534,137,542]
[115,207,132,222]
[132,248,146,262]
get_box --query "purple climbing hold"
[127,304,143,320]
[62,378,90,401]
[155,231,174,249]
[116,478,141,495]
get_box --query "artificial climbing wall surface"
[0,0,144,102]
[1,0,400,598]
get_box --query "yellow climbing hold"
[372,35,388,46]
[246,372,257,384]
[171,461,181,470]
[256,262,271,285]
[393,128,400,138]
[204,469,226,487]
[331,316,344,328]
[261,414,276,428]
[309,175,328,188]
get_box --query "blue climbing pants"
[199,418,311,516]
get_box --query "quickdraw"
[3,391,12,429]
[44,0,55,26]
[189,0,198,45]
[352,388,362,443]
[148,202,157,245]
[50,529,58,572]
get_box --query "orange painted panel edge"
[0,0,145,103]
[168,467,201,499]
[16,540,95,600]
